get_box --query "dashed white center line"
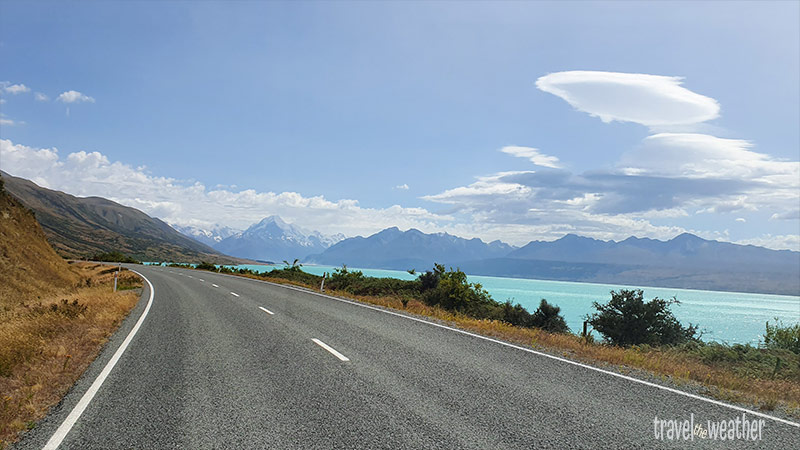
[187,275,193,278]
[230,292,240,297]
[212,284,219,288]
[312,339,350,361]
[198,279,204,282]
[258,306,274,315]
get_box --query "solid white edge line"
[312,338,350,361]
[230,292,240,297]
[43,269,155,450]
[258,306,274,315]
[213,271,800,428]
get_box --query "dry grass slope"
[0,182,142,447]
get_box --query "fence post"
[582,321,588,338]
[320,272,326,292]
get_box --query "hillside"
[212,215,344,262]
[0,176,79,302]
[0,172,236,263]
[307,227,516,270]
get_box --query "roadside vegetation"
[1,179,143,447]
[192,262,800,418]
[0,263,142,447]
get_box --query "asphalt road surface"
[15,265,800,449]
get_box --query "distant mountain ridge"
[308,227,799,296]
[170,223,241,247]
[211,215,345,262]
[307,227,516,270]
[0,172,236,263]
[508,233,798,273]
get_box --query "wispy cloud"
[34,92,49,102]
[0,115,24,127]
[394,183,409,190]
[500,146,562,168]
[536,71,720,128]
[56,90,95,104]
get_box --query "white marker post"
[320,272,326,292]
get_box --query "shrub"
[763,318,800,354]
[587,289,699,347]
[422,267,499,319]
[530,299,570,333]
[417,264,444,292]
[196,261,217,271]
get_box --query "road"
[15,265,799,449]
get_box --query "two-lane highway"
[16,265,799,448]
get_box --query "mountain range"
[306,228,799,296]
[206,216,345,263]
[0,171,236,263]
[307,227,516,269]
[3,172,797,295]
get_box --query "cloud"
[34,92,49,102]
[424,133,799,250]
[2,83,30,94]
[500,146,562,168]
[536,71,720,127]
[0,115,24,127]
[735,218,746,223]
[56,90,95,104]
[394,183,409,190]
[0,138,452,239]
[770,210,800,221]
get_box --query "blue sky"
[1,1,798,249]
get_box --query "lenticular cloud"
[536,71,720,127]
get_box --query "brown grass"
[227,271,800,419]
[0,262,142,447]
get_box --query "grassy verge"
[192,264,800,419]
[0,262,142,447]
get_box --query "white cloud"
[394,183,409,190]
[0,138,452,240]
[2,83,30,94]
[0,115,24,127]
[536,71,720,127]
[34,92,49,102]
[770,210,800,221]
[423,132,799,250]
[56,90,95,104]
[500,146,562,168]
[735,218,746,223]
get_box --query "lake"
[204,263,800,345]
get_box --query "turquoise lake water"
[155,262,800,345]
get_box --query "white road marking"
[258,306,274,315]
[217,272,799,428]
[230,292,240,297]
[187,275,193,278]
[212,283,219,288]
[198,279,204,282]
[43,269,155,449]
[312,339,350,361]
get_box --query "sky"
[0,1,798,250]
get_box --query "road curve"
[15,265,800,449]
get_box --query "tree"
[586,289,699,347]
[530,299,569,333]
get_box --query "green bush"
[763,318,800,354]
[530,299,570,333]
[587,289,699,347]
[196,261,217,271]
